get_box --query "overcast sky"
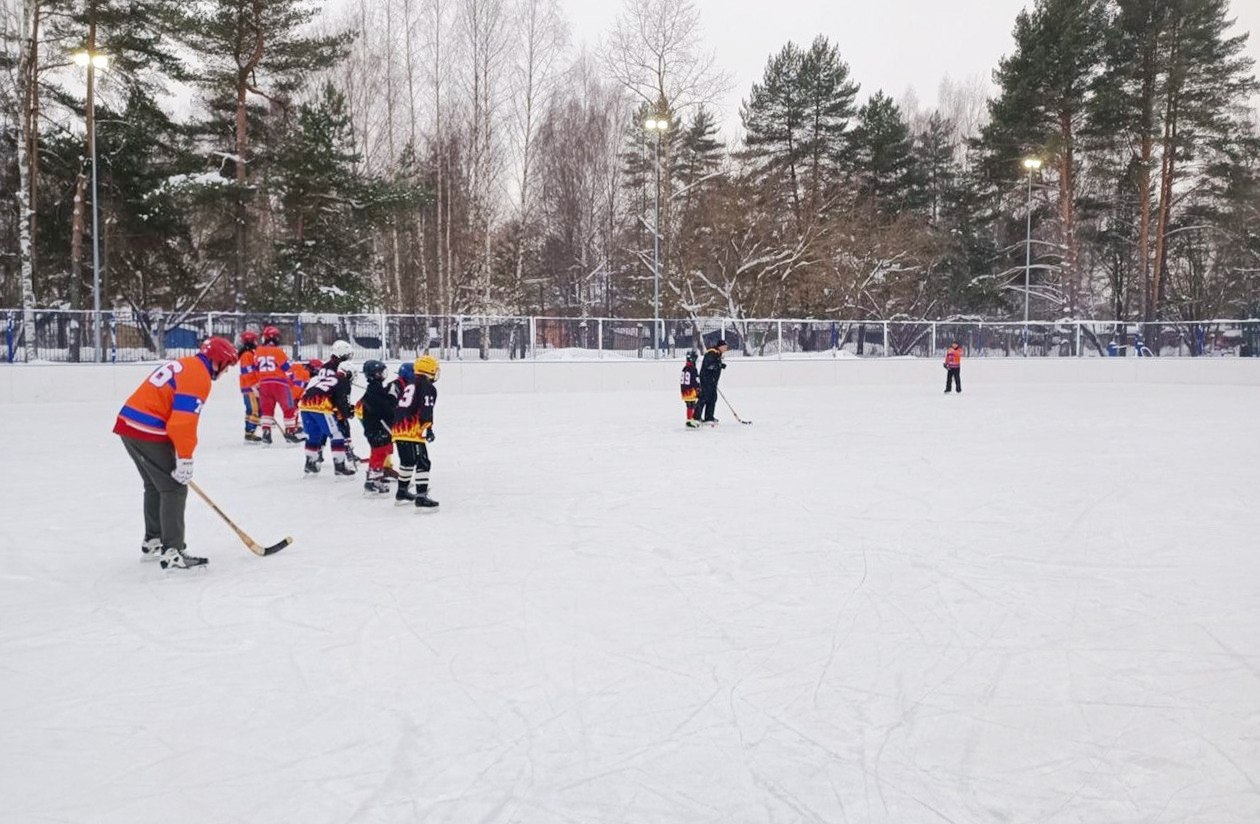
[562,0,1260,134]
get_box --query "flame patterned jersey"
[391,376,437,443]
[299,360,352,417]
[680,362,699,401]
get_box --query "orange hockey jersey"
[253,344,295,386]
[238,348,259,393]
[290,362,311,402]
[113,354,215,458]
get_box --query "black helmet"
[685,350,697,361]
[363,359,387,381]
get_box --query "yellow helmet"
[414,354,440,380]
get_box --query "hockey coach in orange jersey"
[113,337,238,570]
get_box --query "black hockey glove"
[720,362,726,369]
[425,428,436,443]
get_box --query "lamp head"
[73,51,109,70]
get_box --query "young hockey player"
[356,360,397,495]
[382,361,414,481]
[680,350,701,428]
[391,355,440,510]
[298,340,356,476]
[238,330,261,443]
[254,325,302,444]
[114,337,238,570]
[290,358,311,425]
[696,340,729,424]
[944,341,963,394]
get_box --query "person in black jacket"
[696,340,728,424]
[356,360,397,495]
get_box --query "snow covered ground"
[3,367,1259,823]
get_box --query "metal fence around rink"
[4,309,1259,363]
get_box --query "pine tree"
[1091,0,1257,322]
[183,0,350,308]
[913,111,958,225]
[851,92,921,214]
[673,107,723,220]
[979,0,1105,316]
[268,83,382,312]
[53,0,195,341]
[742,36,859,225]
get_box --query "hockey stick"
[718,388,753,425]
[188,481,293,556]
[131,448,292,556]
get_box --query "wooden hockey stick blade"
[189,481,290,558]
[248,536,294,557]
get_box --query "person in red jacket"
[253,325,302,444]
[114,337,237,570]
[944,341,963,394]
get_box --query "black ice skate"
[363,478,392,496]
[685,419,702,429]
[333,461,356,477]
[304,457,322,475]
[395,482,416,505]
[159,547,208,570]
[261,429,273,445]
[141,537,162,560]
[244,432,262,444]
[283,429,305,444]
[414,493,440,511]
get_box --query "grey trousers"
[121,436,188,550]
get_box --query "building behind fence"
[4,308,1260,363]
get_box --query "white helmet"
[330,340,353,359]
[339,361,356,377]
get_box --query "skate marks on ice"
[3,385,1260,821]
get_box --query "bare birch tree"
[508,0,566,315]
[604,0,729,315]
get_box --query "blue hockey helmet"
[397,362,415,381]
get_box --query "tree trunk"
[1151,19,1184,327]
[1137,26,1158,323]
[69,170,88,362]
[16,0,41,362]
[1057,108,1078,316]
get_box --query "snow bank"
[2,357,1257,404]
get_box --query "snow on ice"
[1,363,1259,823]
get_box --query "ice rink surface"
[2,371,1259,823]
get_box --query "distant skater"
[944,341,963,394]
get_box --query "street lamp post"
[75,50,109,362]
[644,116,668,358]
[1022,157,1042,356]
